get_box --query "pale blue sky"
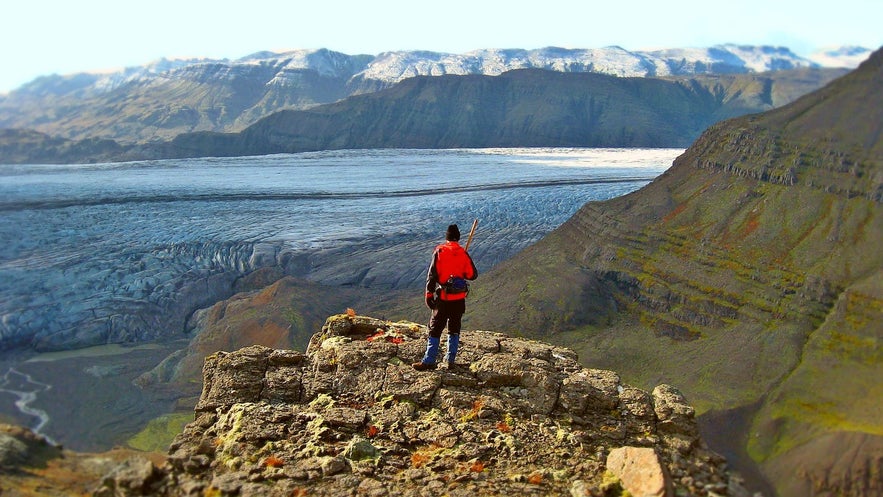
[2,0,881,93]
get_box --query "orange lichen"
[460,398,486,422]
[366,331,386,342]
[411,453,430,468]
[366,329,404,344]
[263,455,284,468]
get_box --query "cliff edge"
[96,314,750,496]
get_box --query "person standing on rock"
[413,223,478,371]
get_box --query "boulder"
[606,446,673,497]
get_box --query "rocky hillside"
[461,48,883,496]
[0,67,848,164]
[92,314,748,497]
[169,68,847,156]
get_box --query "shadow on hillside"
[699,401,777,496]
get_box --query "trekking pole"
[464,219,478,251]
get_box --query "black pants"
[428,299,466,338]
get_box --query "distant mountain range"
[0,44,871,156]
[4,44,871,97]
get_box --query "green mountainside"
[463,49,883,496]
[0,68,846,164]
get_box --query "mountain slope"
[0,128,125,164]
[0,45,857,145]
[0,66,849,165]
[135,67,842,161]
[0,50,369,144]
[465,49,883,496]
[203,69,721,151]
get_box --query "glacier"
[0,148,682,352]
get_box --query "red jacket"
[425,241,477,301]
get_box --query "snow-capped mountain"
[358,44,822,83]
[9,44,869,98]
[0,44,863,146]
[91,57,212,92]
[808,46,874,68]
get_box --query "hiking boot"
[412,361,437,371]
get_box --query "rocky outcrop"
[98,314,750,496]
[0,422,61,470]
[0,423,168,496]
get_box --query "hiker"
[413,223,478,371]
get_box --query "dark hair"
[445,224,460,241]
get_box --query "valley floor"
[0,339,189,452]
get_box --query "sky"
[2,0,881,93]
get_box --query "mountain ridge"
[4,44,868,97]
[0,66,850,164]
[0,44,865,148]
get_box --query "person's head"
[445,224,460,241]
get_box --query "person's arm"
[425,249,440,304]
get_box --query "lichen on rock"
[97,314,750,496]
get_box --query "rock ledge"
[98,314,751,496]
